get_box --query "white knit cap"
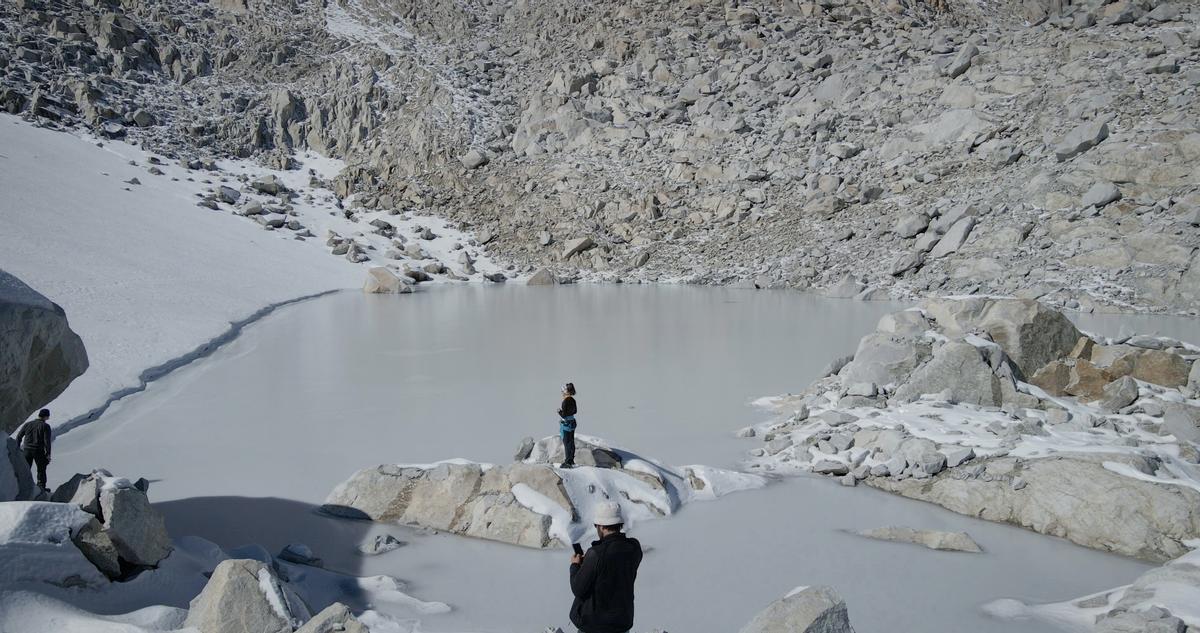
[593,501,623,527]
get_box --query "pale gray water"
[54,284,1189,633]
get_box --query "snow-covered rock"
[738,585,857,633]
[0,269,88,433]
[324,436,765,549]
[0,502,108,588]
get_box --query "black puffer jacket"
[569,532,643,633]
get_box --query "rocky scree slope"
[3,0,1200,311]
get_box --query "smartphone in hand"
[572,543,584,556]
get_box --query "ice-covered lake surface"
[53,285,1200,633]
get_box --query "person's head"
[563,382,576,397]
[593,501,623,538]
[37,409,49,420]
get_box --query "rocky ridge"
[2,0,1199,311]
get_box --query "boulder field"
[748,297,1200,561]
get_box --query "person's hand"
[570,553,583,565]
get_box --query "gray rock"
[893,340,1015,407]
[0,269,89,433]
[893,214,929,239]
[357,533,405,556]
[295,603,369,633]
[363,268,413,294]
[839,333,931,387]
[184,559,306,633]
[72,517,122,579]
[942,446,976,468]
[1098,376,1139,412]
[737,585,857,633]
[890,251,925,276]
[459,149,489,169]
[1081,182,1121,209]
[927,217,976,259]
[812,460,851,476]
[562,237,595,259]
[1161,403,1200,443]
[99,484,172,567]
[51,471,103,515]
[815,411,858,427]
[856,526,982,552]
[251,175,286,195]
[514,436,536,461]
[526,268,558,285]
[1054,121,1109,162]
[278,543,323,567]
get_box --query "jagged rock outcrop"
[0,269,88,433]
[738,586,857,633]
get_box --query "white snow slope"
[0,116,497,430]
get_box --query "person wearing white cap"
[568,501,643,633]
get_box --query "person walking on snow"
[558,382,578,468]
[16,409,53,491]
[569,501,643,633]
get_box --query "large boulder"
[363,267,412,294]
[322,462,565,548]
[99,481,172,567]
[920,298,1081,378]
[184,559,308,633]
[892,340,1017,406]
[838,333,931,387]
[738,586,857,633]
[71,517,121,579]
[1091,345,1189,388]
[0,269,89,433]
[867,454,1200,562]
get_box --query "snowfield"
[0,116,497,431]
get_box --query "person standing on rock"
[558,382,578,469]
[569,501,643,633]
[15,409,53,491]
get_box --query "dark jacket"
[558,396,577,419]
[16,419,52,458]
[569,532,642,633]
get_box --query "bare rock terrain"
[2,0,1199,311]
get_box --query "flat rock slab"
[866,454,1200,563]
[855,526,982,553]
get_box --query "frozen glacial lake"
[54,285,1200,633]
